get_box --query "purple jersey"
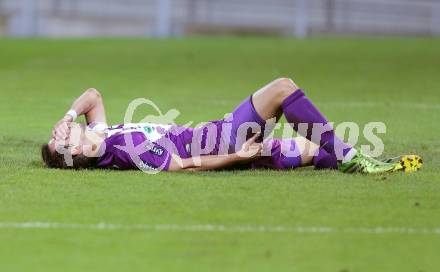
[94,122,194,171]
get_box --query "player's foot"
[382,155,423,173]
[339,152,396,174]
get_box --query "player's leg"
[252,136,338,170]
[295,137,338,169]
[250,78,291,121]
[228,77,351,164]
[227,78,298,151]
[230,78,420,173]
[251,77,355,162]
[250,78,416,173]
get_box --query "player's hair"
[41,144,97,169]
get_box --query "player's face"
[48,123,85,156]
[66,123,84,155]
[48,123,104,157]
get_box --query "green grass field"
[0,37,439,271]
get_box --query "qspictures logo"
[113,98,387,174]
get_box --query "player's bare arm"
[168,133,263,171]
[51,88,106,142]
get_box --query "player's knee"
[272,77,299,100]
[86,88,101,99]
[273,77,298,91]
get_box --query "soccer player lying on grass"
[41,78,422,173]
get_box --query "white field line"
[0,222,440,235]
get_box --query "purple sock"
[313,148,338,170]
[282,89,353,161]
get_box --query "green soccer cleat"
[339,152,423,174]
[381,155,423,173]
[339,152,397,174]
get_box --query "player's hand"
[237,133,263,160]
[52,115,73,141]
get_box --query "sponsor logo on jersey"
[143,126,154,134]
[148,145,165,156]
